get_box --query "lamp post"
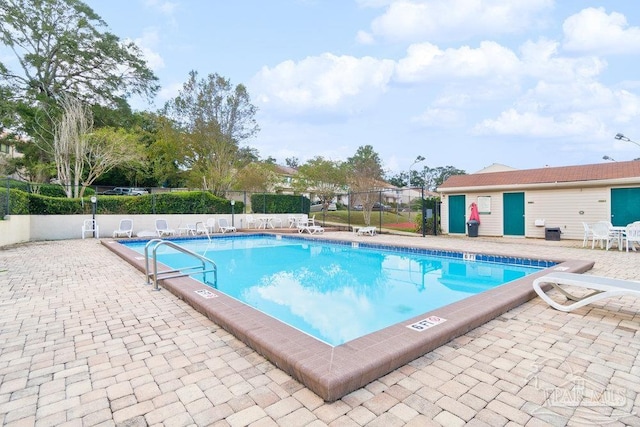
[230,200,235,227]
[614,133,640,148]
[90,196,97,238]
[408,155,425,219]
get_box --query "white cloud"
[144,0,178,16]
[356,30,375,45]
[356,0,394,7]
[130,29,165,71]
[520,38,606,82]
[563,7,640,54]
[395,41,520,83]
[157,82,183,103]
[411,108,464,128]
[473,109,607,138]
[473,79,640,140]
[251,53,395,114]
[367,0,553,43]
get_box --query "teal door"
[448,195,466,234]
[503,192,525,236]
[611,188,640,226]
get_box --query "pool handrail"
[144,239,217,290]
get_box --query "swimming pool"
[123,235,544,346]
[106,233,593,401]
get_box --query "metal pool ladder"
[144,239,217,290]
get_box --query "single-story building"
[437,161,640,240]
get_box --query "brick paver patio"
[1,234,639,426]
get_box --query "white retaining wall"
[0,213,293,247]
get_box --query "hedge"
[8,190,242,215]
[250,193,310,214]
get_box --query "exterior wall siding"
[524,187,609,240]
[441,186,621,240]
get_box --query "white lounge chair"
[532,272,640,312]
[355,226,376,236]
[218,218,237,233]
[155,219,176,237]
[82,219,99,239]
[297,216,324,234]
[112,219,133,238]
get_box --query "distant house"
[0,132,24,179]
[272,164,298,194]
[437,160,640,240]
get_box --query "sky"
[83,0,640,175]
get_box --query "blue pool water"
[123,235,547,346]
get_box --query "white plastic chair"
[581,222,593,248]
[271,217,283,228]
[205,218,216,233]
[218,218,237,233]
[82,219,99,239]
[194,221,211,241]
[155,219,176,237]
[625,222,640,252]
[245,215,257,229]
[589,221,616,250]
[112,219,133,238]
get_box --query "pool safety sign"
[407,316,447,331]
[195,289,218,299]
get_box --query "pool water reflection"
[124,236,543,346]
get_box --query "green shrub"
[251,194,310,213]
[10,190,239,215]
[2,189,30,215]
[414,213,441,235]
[28,193,86,215]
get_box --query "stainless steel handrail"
[144,239,217,290]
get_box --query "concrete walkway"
[1,234,639,426]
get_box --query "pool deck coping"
[103,234,594,401]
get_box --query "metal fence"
[1,178,441,235]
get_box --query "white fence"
[0,213,294,247]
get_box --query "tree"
[346,145,384,225]
[386,165,466,190]
[425,166,466,190]
[296,156,347,204]
[50,95,144,198]
[386,171,408,188]
[0,0,158,107]
[82,127,145,194]
[163,71,259,196]
[234,162,277,192]
[285,157,300,168]
[53,95,92,198]
[236,146,260,168]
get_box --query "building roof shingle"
[439,160,640,190]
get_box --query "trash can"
[467,220,479,237]
[545,227,561,241]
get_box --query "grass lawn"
[310,210,419,232]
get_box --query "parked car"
[100,187,128,196]
[310,201,337,212]
[353,204,363,211]
[128,187,149,195]
[372,202,392,211]
[100,187,148,196]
